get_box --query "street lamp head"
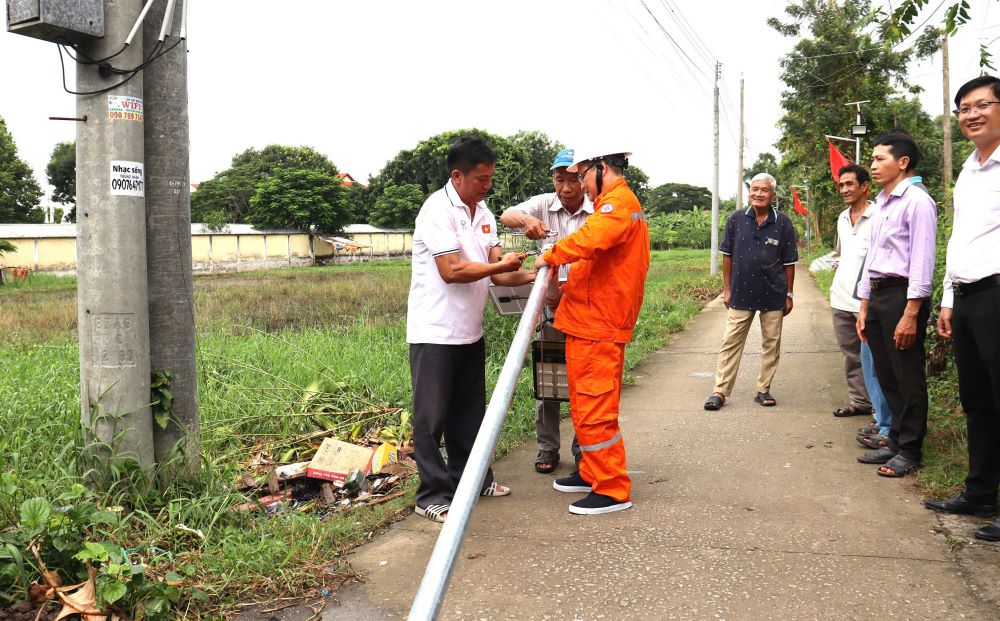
[851,123,868,137]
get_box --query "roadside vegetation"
[0,249,721,616]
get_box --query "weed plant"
[0,251,720,615]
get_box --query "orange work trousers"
[565,335,630,502]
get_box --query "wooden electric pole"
[736,75,745,208]
[710,61,721,275]
[941,34,953,219]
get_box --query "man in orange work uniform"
[535,148,650,515]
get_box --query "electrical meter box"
[532,340,569,402]
[6,0,104,43]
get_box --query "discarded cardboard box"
[307,438,374,482]
[371,442,400,475]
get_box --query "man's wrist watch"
[786,292,795,299]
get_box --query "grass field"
[802,249,967,499]
[0,249,721,615]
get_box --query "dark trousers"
[865,286,930,461]
[954,285,1000,503]
[409,338,493,508]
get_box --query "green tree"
[0,117,43,224]
[46,141,76,222]
[883,1,995,70]
[624,165,650,205]
[370,183,426,229]
[367,129,527,212]
[192,145,340,224]
[768,0,924,242]
[247,169,352,235]
[745,152,780,184]
[508,130,565,199]
[645,182,712,215]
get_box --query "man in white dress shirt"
[924,75,1000,539]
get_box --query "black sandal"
[878,455,921,478]
[834,404,873,417]
[534,450,559,474]
[857,446,896,464]
[704,394,725,411]
[754,392,777,407]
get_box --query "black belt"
[954,274,1000,297]
[870,276,908,290]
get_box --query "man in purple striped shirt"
[855,129,937,478]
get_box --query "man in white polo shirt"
[499,148,593,475]
[407,136,535,523]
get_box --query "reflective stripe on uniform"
[630,212,645,221]
[579,430,622,452]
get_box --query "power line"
[638,0,714,81]
[658,0,716,66]
[613,0,713,100]
[594,0,684,111]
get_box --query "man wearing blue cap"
[500,148,593,474]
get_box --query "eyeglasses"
[953,101,1000,117]
[576,162,597,183]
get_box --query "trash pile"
[234,432,415,516]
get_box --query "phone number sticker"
[108,95,144,122]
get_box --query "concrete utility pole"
[736,74,745,208]
[941,34,953,219]
[710,61,721,276]
[76,0,155,474]
[144,0,199,478]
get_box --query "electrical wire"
[57,36,183,96]
[595,0,684,111]
[658,0,716,67]
[617,0,711,99]
[638,0,714,81]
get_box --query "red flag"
[828,140,852,182]
[791,187,808,215]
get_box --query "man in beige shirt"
[500,148,592,475]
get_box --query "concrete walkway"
[332,266,1000,620]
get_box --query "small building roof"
[0,223,412,238]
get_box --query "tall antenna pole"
[710,61,721,275]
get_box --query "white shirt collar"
[444,179,486,213]
[548,196,594,215]
[963,143,1000,171]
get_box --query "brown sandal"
[534,450,559,474]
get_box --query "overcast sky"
[1,0,996,209]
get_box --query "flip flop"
[415,504,449,523]
[480,481,510,497]
[878,455,921,478]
